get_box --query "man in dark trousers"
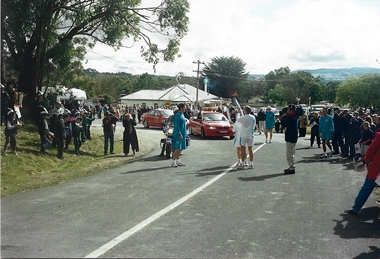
[332,107,344,155]
[281,104,299,174]
[257,108,266,134]
[102,112,118,155]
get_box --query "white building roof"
[119,84,218,102]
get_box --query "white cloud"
[83,0,380,76]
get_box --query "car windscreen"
[160,110,173,117]
[203,113,226,121]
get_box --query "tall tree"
[336,73,380,113]
[201,56,249,98]
[264,67,296,103]
[1,0,189,112]
[324,81,341,103]
[292,71,324,105]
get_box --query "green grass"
[1,120,124,197]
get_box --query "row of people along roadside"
[238,104,380,160]
[2,88,140,159]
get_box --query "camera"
[295,106,304,117]
[280,107,288,116]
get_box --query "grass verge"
[1,120,128,197]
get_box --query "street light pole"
[193,59,204,109]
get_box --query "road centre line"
[84,143,266,258]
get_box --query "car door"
[153,110,161,127]
[145,110,155,126]
[191,112,202,134]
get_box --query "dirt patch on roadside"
[89,125,159,170]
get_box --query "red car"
[141,109,173,129]
[189,111,234,139]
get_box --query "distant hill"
[251,67,380,82]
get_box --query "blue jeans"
[352,178,377,212]
[104,131,114,154]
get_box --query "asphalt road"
[1,123,379,258]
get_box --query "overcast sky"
[83,0,380,77]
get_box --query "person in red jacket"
[347,131,380,215]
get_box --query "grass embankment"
[0,120,126,197]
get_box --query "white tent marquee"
[119,84,219,107]
[42,85,87,101]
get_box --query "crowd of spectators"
[2,82,380,163]
[318,107,379,160]
[2,84,200,158]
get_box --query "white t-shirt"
[237,114,256,139]
[232,121,242,147]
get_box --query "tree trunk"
[17,55,38,120]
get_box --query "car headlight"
[208,126,216,130]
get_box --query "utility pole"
[193,59,205,109]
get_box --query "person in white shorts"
[232,111,245,167]
[236,106,256,169]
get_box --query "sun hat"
[7,109,15,115]
[40,108,49,115]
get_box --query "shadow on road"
[333,207,380,239]
[296,154,357,171]
[352,246,380,259]
[238,173,286,181]
[334,207,380,259]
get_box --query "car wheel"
[143,120,149,128]
[166,143,172,159]
[201,128,206,138]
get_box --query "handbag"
[354,143,361,155]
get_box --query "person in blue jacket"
[265,106,276,143]
[171,103,187,167]
[280,104,298,174]
[319,107,335,158]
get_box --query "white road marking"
[84,143,266,258]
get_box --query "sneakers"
[171,161,177,167]
[330,150,335,157]
[265,139,268,143]
[237,162,246,170]
[248,162,254,169]
[176,160,186,166]
[269,139,272,143]
[320,153,328,158]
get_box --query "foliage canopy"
[1,0,190,111]
[201,56,249,98]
